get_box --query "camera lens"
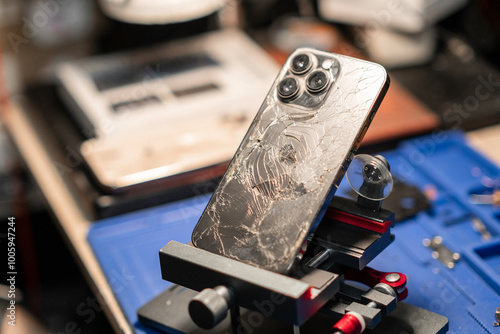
[290,54,312,75]
[306,70,329,93]
[277,77,300,100]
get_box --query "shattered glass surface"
[192,49,388,273]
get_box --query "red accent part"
[304,287,313,300]
[331,313,363,334]
[325,209,391,233]
[345,267,408,302]
[395,286,408,301]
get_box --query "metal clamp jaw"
[345,267,408,302]
[159,241,341,328]
[301,196,395,273]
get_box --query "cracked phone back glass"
[191,48,389,273]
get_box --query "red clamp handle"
[345,267,408,301]
[331,312,365,334]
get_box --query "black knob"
[189,286,234,329]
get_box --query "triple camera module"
[277,52,338,107]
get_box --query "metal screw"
[494,306,500,326]
[434,236,443,244]
[306,249,333,268]
[385,273,401,283]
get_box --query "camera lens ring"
[306,70,330,94]
[277,76,300,101]
[290,53,312,75]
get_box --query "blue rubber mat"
[88,131,500,333]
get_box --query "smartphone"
[191,48,389,273]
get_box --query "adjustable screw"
[385,273,401,283]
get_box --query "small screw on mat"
[494,306,500,327]
[469,189,500,206]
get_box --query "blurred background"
[1,0,500,333]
